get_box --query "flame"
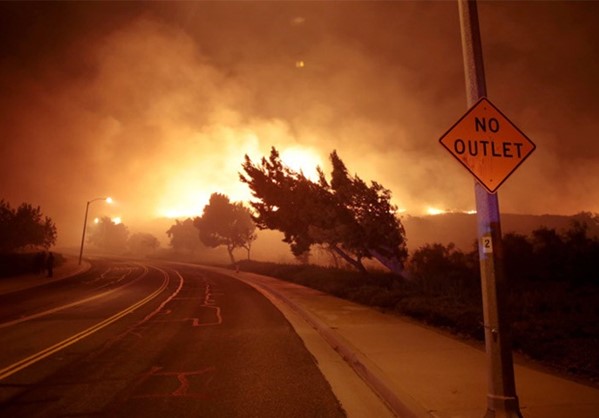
[425,207,446,216]
[424,207,476,216]
[280,146,322,180]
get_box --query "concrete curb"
[234,274,432,418]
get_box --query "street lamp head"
[88,196,113,204]
[79,195,114,265]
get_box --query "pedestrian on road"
[46,252,54,278]
[34,251,45,275]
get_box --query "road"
[0,259,346,417]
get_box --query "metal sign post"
[457,1,523,417]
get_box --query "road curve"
[0,259,346,418]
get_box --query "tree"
[0,200,57,252]
[128,232,160,257]
[193,193,257,264]
[239,147,408,274]
[326,151,408,273]
[166,218,204,254]
[87,217,129,253]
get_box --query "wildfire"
[424,207,477,216]
[426,207,446,216]
[280,146,323,181]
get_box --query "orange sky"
[1,2,598,247]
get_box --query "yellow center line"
[0,264,149,329]
[0,267,172,381]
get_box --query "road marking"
[0,267,170,381]
[189,308,222,327]
[0,264,150,329]
[131,366,216,399]
[140,270,184,323]
[151,280,223,327]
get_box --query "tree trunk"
[368,249,413,279]
[227,244,236,265]
[328,247,340,269]
[331,245,367,274]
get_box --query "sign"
[482,235,493,253]
[439,97,535,193]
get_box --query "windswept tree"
[326,151,408,273]
[0,200,57,252]
[240,147,408,274]
[87,217,129,253]
[166,218,204,254]
[193,193,257,264]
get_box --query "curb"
[0,259,91,296]
[234,274,432,418]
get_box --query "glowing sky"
[1,1,598,247]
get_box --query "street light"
[78,197,112,265]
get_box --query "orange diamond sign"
[439,97,535,193]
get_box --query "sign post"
[439,1,534,417]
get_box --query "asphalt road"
[0,259,346,417]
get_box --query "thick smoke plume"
[0,2,597,247]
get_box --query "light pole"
[78,197,112,265]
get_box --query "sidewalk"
[229,269,599,418]
[0,256,90,296]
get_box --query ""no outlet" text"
[453,117,524,158]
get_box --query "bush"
[237,230,599,384]
[0,252,64,277]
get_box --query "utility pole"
[457,1,523,417]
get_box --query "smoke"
[0,2,598,248]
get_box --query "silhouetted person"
[46,252,54,278]
[34,251,45,275]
